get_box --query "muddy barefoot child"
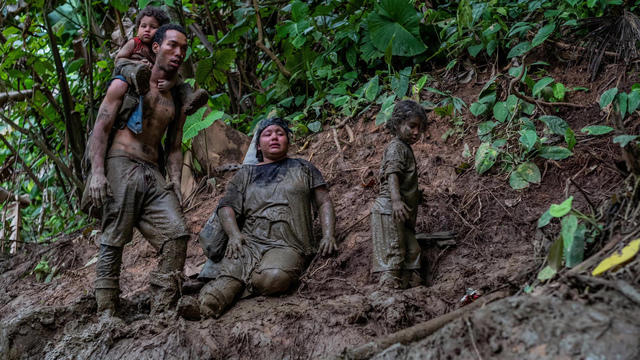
[113,6,208,122]
[371,100,428,289]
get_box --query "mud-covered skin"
[371,138,421,279]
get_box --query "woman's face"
[258,124,289,163]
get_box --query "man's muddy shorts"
[100,149,189,249]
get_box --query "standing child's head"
[386,100,428,144]
[135,7,170,45]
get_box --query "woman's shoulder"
[286,157,321,171]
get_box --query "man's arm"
[88,79,127,207]
[166,109,186,204]
[314,186,337,256]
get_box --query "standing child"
[113,6,208,118]
[371,100,428,289]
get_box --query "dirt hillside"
[1,54,640,359]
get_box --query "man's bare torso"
[111,86,175,164]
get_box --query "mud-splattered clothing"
[199,157,326,284]
[371,138,421,272]
[95,149,189,290]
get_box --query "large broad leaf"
[539,145,572,160]
[509,161,541,190]
[533,77,554,97]
[507,41,532,58]
[364,75,380,102]
[562,215,583,267]
[183,109,222,142]
[475,142,498,174]
[470,102,488,116]
[391,67,411,98]
[547,237,564,271]
[519,129,538,151]
[531,23,555,47]
[538,209,553,228]
[493,101,509,122]
[581,125,614,135]
[628,90,640,113]
[613,135,639,147]
[549,196,573,217]
[195,58,214,85]
[599,88,618,108]
[537,265,556,281]
[367,0,427,56]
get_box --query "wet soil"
[2,53,640,359]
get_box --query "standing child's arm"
[389,173,410,223]
[115,39,137,61]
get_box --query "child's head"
[386,100,428,144]
[135,7,170,44]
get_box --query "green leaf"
[599,88,618,108]
[547,237,564,271]
[112,0,131,13]
[581,125,614,135]
[507,41,532,58]
[66,58,85,74]
[537,265,556,281]
[509,162,541,190]
[538,209,553,228]
[367,0,427,56]
[493,101,509,122]
[376,95,396,125]
[628,90,640,113]
[195,58,214,85]
[562,214,583,267]
[470,102,488,116]
[613,135,639,147]
[549,196,573,217]
[617,92,628,118]
[413,74,429,96]
[539,145,573,160]
[565,128,576,151]
[477,121,496,136]
[364,76,380,102]
[552,83,566,100]
[533,77,554,97]
[519,129,538,151]
[532,23,555,47]
[468,44,484,57]
[291,1,310,21]
[183,109,222,142]
[587,0,597,7]
[539,115,568,136]
[475,142,498,174]
[307,121,321,133]
[391,67,411,98]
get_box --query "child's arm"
[115,39,136,61]
[157,77,176,92]
[389,173,410,223]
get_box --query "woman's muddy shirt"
[378,138,419,214]
[218,158,327,256]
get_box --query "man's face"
[153,30,188,72]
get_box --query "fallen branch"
[252,0,291,78]
[570,274,640,306]
[0,89,34,106]
[0,186,31,205]
[341,290,510,359]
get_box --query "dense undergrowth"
[1,0,639,254]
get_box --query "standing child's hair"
[135,6,170,30]
[386,100,427,135]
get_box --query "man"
[87,24,190,316]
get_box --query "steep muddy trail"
[2,58,640,359]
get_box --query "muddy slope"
[2,57,639,359]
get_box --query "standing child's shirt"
[378,138,420,222]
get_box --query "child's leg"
[114,58,151,95]
[401,229,422,288]
[371,204,404,288]
[176,82,209,115]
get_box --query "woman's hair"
[255,117,292,162]
[135,6,170,30]
[386,100,428,135]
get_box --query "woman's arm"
[314,186,337,256]
[219,206,245,259]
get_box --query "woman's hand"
[392,199,410,223]
[318,234,337,256]
[225,233,246,259]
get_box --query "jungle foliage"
[1,0,639,246]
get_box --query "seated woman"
[197,117,337,318]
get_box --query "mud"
[1,55,639,359]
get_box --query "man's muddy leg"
[198,276,243,319]
[95,244,123,315]
[149,236,188,315]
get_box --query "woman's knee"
[250,269,294,295]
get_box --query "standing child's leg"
[371,200,404,289]
[401,228,422,288]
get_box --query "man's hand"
[318,234,338,256]
[89,172,112,208]
[392,199,410,223]
[225,233,246,259]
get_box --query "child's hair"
[135,6,170,30]
[386,100,428,135]
[152,23,187,46]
